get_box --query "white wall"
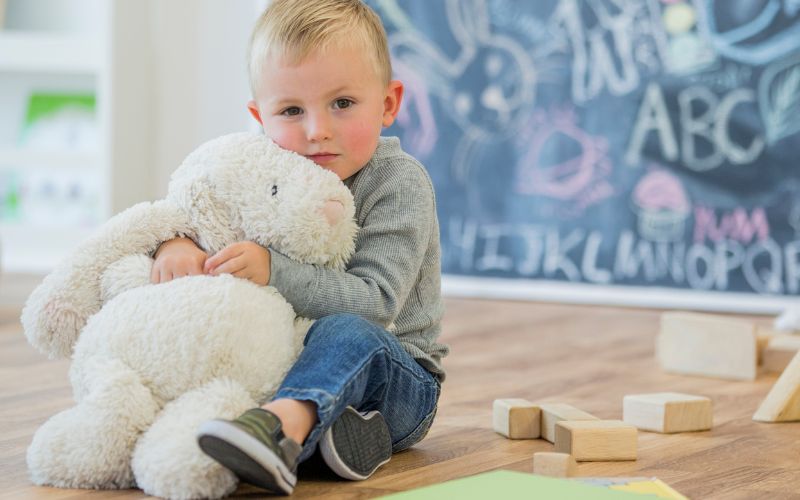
[150,0,259,198]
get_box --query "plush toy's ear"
[21,200,195,359]
[175,177,241,255]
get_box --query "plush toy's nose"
[321,199,345,225]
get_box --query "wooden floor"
[2,297,799,499]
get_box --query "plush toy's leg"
[27,357,160,489]
[132,378,257,500]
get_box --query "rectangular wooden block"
[753,350,800,422]
[493,399,541,439]
[554,420,638,461]
[539,403,598,443]
[756,326,775,365]
[658,311,757,380]
[762,335,800,374]
[533,452,577,478]
[623,392,712,433]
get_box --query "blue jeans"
[273,313,441,463]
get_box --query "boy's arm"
[270,167,434,327]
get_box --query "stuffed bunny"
[21,132,357,499]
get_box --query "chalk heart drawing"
[631,168,691,243]
[386,0,536,184]
[514,108,613,214]
[697,0,800,65]
[759,52,800,144]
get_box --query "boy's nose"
[307,114,332,142]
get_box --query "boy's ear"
[247,100,264,125]
[382,80,404,127]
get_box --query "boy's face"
[248,43,403,181]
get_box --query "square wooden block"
[493,399,541,439]
[623,392,712,433]
[554,420,637,461]
[533,452,577,478]
[657,312,757,381]
[539,403,598,443]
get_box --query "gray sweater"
[269,137,448,381]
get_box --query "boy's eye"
[333,98,353,110]
[282,106,302,116]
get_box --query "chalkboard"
[367,0,800,312]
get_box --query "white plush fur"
[21,133,357,499]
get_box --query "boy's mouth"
[306,153,338,165]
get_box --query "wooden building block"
[753,350,800,422]
[554,420,637,461]
[657,311,757,380]
[533,452,577,478]
[755,326,775,365]
[539,403,598,443]
[762,335,800,374]
[492,399,541,439]
[623,392,712,433]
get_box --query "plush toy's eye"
[271,185,278,196]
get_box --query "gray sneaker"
[319,406,392,480]
[197,408,301,495]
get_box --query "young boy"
[151,0,448,494]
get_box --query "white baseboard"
[442,275,798,315]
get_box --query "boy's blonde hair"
[248,0,392,97]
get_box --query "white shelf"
[0,2,152,274]
[0,31,102,74]
[0,148,100,169]
[0,222,93,273]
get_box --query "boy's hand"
[204,241,271,286]
[151,237,208,284]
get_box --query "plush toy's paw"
[132,379,257,500]
[21,291,86,359]
[101,254,155,302]
[27,358,159,489]
[27,406,135,489]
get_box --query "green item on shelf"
[1,172,21,222]
[23,92,96,127]
[19,92,97,150]
[380,470,649,499]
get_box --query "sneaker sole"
[319,408,392,481]
[197,420,296,495]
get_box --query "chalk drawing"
[514,108,613,215]
[626,82,765,170]
[550,0,644,103]
[378,0,536,184]
[447,216,798,293]
[758,52,800,144]
[631,168,691,242]
[393,59,438,157]
[694,206,771,244]
[647,0,719,75]
[696,0,800,65]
